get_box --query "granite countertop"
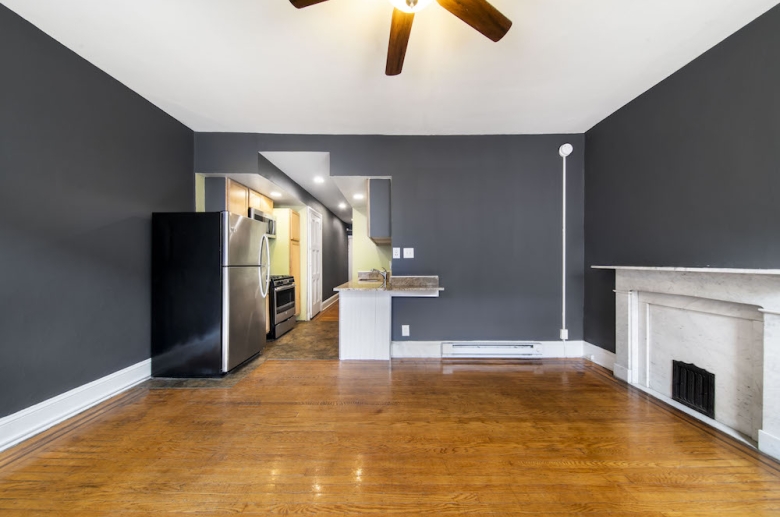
[334,275,444,292]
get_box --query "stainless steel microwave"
[248,208,276,238]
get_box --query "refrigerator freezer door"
[222,266,267,372]
[223,213,267,266]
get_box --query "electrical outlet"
[393,247,401,259]
[401,325,410,337]
[403,248,414,259]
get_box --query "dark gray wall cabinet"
[368,179,391,245]
[0,5,194,418]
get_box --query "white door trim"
[307,207,323,318]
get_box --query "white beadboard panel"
[339,291,391,360]
[0,359,151,452]
[583,342,616,371]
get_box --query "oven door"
[272,283,296,324]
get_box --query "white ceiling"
[332,177,369,211]
[261,152,353,222]
[5,0,778,134]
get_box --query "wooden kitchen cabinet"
[249,190,274,214]
[226,179,249,216]
[290,210,300,242]
[205,177,274,217]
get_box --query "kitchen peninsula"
[334,276,443,360]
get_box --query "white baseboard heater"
[442,341,543,358]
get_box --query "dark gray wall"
[0,6,194,417]
[196,133,585,341]
[584,5,780,352]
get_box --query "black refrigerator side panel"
[152,213,224,377]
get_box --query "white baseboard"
[391,341,442,358]
[0,359,151,452]
[758,430,780,461]
[322,293,339,311]
[582,342,616,371]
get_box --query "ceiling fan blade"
[386,8,415,76]
[436,0,512,42]
[290,0,330,8]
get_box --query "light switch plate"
[393,247,401,259]
[401,325,410,337]
[403,248,414,259]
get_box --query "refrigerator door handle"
[259,233,271,299]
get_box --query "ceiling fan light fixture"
[387,0,434,14]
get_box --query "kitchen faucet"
[371,268,388,289]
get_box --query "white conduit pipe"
[558,143,573,342]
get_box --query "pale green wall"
[195,173,205,212]
[351,207,392,281]
[270,208,291,276]
[271,207,310,321]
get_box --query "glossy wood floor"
[2,359,780,515]
[315,301,339,322]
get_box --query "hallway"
[264,302,339,360]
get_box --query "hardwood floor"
[315,301,339,322]
[2,359,780,515]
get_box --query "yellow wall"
[271,207,310,321]
[351,207,392,281]
[195,173,205,212]
[270,208,291,276]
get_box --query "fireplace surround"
[594,266,780,461]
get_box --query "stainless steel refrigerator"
[152,211,271,377]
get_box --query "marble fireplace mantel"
[594,265,780,461]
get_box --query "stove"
[268,275,296,339]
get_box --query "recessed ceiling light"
[353,193,365,200]
[270,191,282,198]
[338,202,347,209]
[313,176,325,184]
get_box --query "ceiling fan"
[289,0,512,76]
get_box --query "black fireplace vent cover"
[672,360,715,419]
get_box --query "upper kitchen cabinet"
[249,189,274,214]
[227,179,248,216]
[205,177,273,216]
[367,179,391,245]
